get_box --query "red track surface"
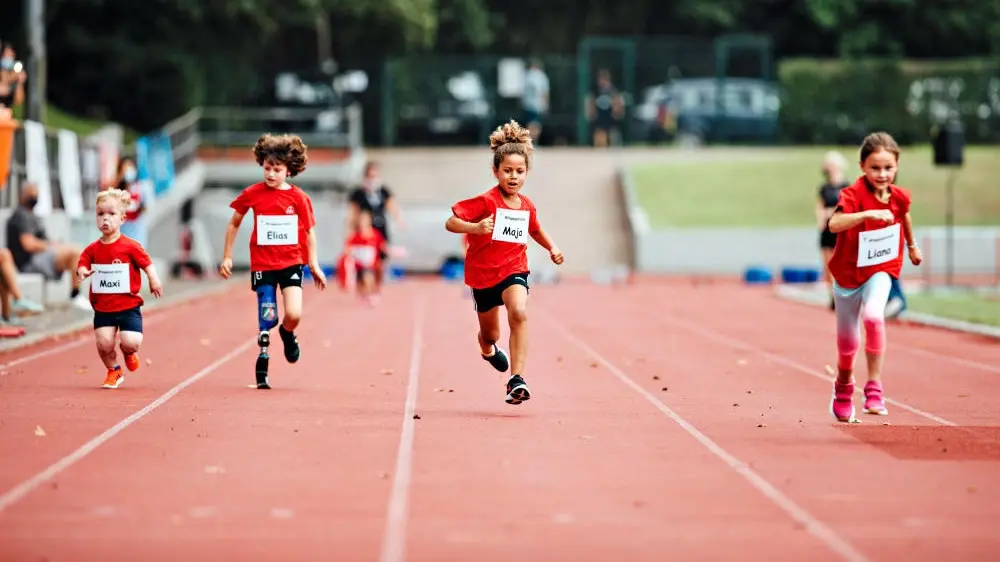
[1,278,998,561]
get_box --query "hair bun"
[489,120,533,152]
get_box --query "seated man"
[6,183,90,310]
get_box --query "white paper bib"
[491,208,530,245]
[350,245,377,267]
[857,222,901,267]
[91,262,130,294]
[257,214,299,246]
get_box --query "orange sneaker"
[102,367,124,389]
[124,352,140,372]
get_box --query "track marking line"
[546,316,871,562]
[0,338,255,514]
[663,315,957,427]
[894,344,1000,376]
[379,295,427,562]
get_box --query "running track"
[1,278,998,561]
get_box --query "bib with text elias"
[257,214,299,246]
[491,208,530,245]
[92,262,130,294]
[857,222,901,267]
[350,245,377,267]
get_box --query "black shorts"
[472,272,529,313]
[251,264,304,291]
[93,306,143,333]
[820,229,838,249]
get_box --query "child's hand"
[149,278,164,298]
[909,245,923,266]
[549,247,564,265]
[476,217,494,235]
[77,267,92,281]
[866,209,895,224]
[218,257,233,279]
[309,262,328,290]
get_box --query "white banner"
[58,129,85,217]
[22,120,53,216]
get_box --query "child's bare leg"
[500,284,529,376]
[476,307,501,356]
[277,285,302,363]
[95,327,120,369]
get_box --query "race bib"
[857,222,901,267]
[350,245,377,267]
[491,208,530,245]
[91,262,130,294]
[257,214,298,246]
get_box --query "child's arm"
[219,210,244,278]
[445,214,493,235]
[306,227,327,289]
[530,227,564,265]
[76,246,94,280]
[828,209,892,233]
[144,263,163,297]
[902,211,922,265]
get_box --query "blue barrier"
[136,131,176,197]
[743,266,773,284]
[780,266,820,284]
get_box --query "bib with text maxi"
[491,208,530,245]
[257,215,299,246]
[857,222,901,267]
[91,262,131,294]
[350,245,377,268]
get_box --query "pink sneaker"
[830,380,856,422]
[863,381,888,415]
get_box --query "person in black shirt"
[346,161,404,292]
[816,151,849,308]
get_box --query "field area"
[630,145,1000,228]
[906,290,1000,327]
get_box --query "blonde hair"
[96,188,132,214]
[822,151,847,171]
[489,120,533,170]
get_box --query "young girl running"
[77,189,163,389]
[445,120,564,405]
[826,132,922,422]
[219,133,328,390]
[344,209,387,305]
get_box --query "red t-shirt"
[230,182,317,272]
[345,230,385,269]
[78,235,153,313]
[451,186,541,289]
[828,177,912,289]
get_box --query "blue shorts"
[93,306,143,333]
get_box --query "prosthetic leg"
[256,284,279,389]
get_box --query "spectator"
[816,151,849,309]
[0,247,45,325]
[521,59,550,142]
[5,183,90,310]
[586,69,624,147]
[346,161,405,291]
[111,156,154,246]
[0,42,25,111]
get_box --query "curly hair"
[253,134,308,177]
[489,120,534,170]
[859,131,900,163]
[96,188,132,214]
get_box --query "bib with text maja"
[257,214,299,246]
[91,262,130,294]
[857,222,901,267]
[491,208,530,245]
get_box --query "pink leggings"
[832,272,892,371]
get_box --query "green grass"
[630,145,1000,228]
[906,291,1000,327]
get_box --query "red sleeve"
[835,188,858,214]
[897,187,912,215]
[77,243,94,270]
[299,190,317,230]
[451,195,489,223]
[131,239,153,269]
[230,185,255,215]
